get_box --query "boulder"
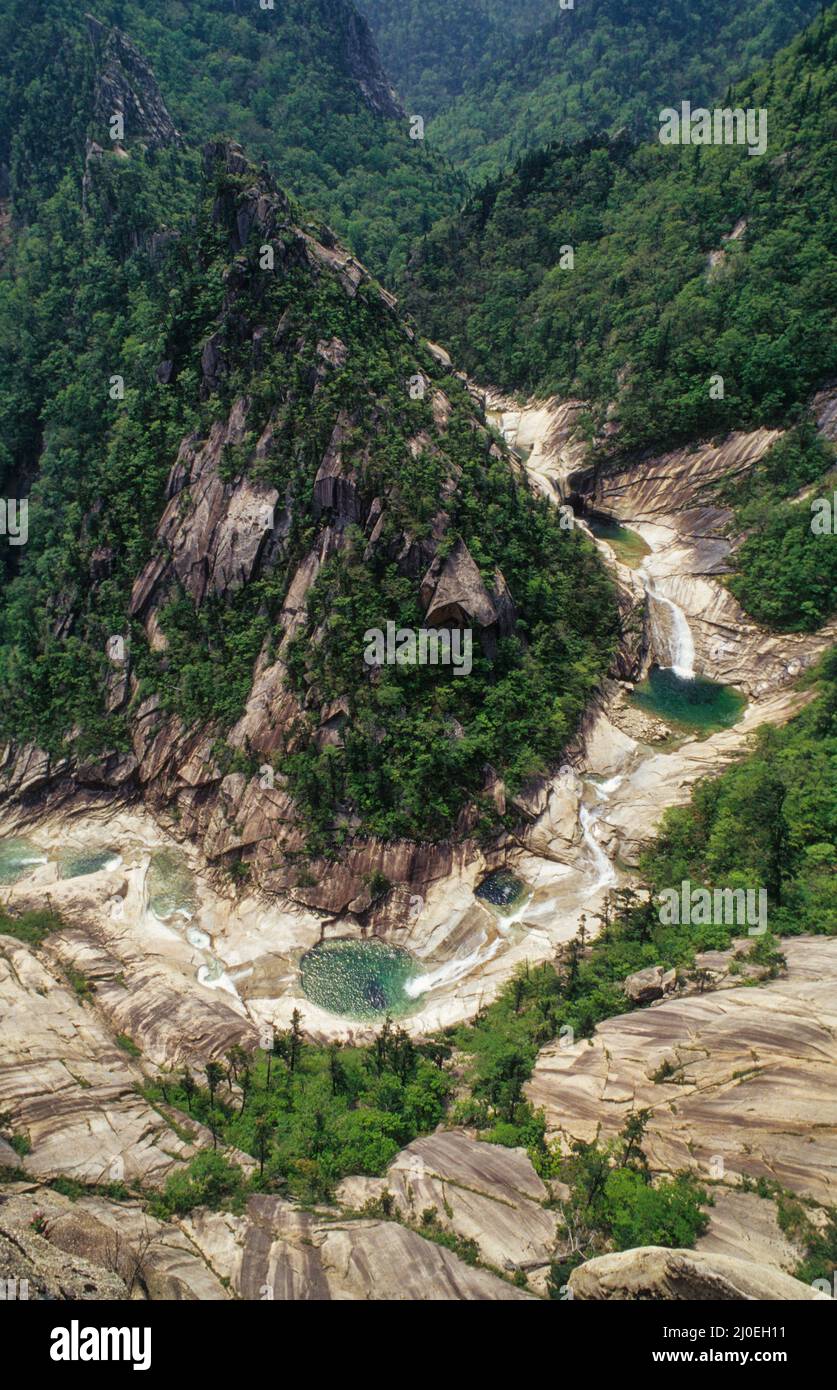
[0,1187,229,1301]
[0,1226,128,1302]
[421,538,499,629]
[569,1246,830,1301]
[336,1130,558,1293]
[183,1193,535,1301]
[623,964,677,1004]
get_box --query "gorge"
[0,0,835,1316]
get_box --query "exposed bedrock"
[0,930,243,1187]
[527,937,837,1207]
[85,14,184,150]
[567,392,837,694]
[0,150,522,918]
[0,438,829,1036]
[568,1247,830,1301]
[337,1129,558,1293]
[491,387,837,694]
[182,1195,535,1301]
[0,1177,532,1301]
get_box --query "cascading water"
[579,774,621,895]
[640,568,696,680]
[405,935,503,1000]
[634,560,745,731]
[406,883,534,1000]
[0,838,48,884]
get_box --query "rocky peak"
[337,0,405,119]
[84,13,182,149]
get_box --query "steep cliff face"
[337,0,404,118]
[84,13,183,149]
[0,3,185,223]
[0,22,617,915]
[0,0,459,280]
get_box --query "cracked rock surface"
[527,937,837,1204]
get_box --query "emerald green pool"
[475,869,526,910]
[631,666,746,733]
[147,850,197,921]
[586,514,651,568]
[300,939,420,1020]
[58,848,120,879]
[0,837,47,884]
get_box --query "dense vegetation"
[641,647,837,936]
[356,0,552,118]
[147,647,837,1232]
[447,648,837,1167]
[5,645,835,1274]
[425,0,821,183]
[283,424,617,844]
[0,0,464,281]
[1,0,835,1297]
[0,140,210,755]
[144,1005,710,1285]
[0,40,617,846]
[720,426,837,631]
[148,1014,452,1210]
[404,9,837,455]
[0,905,64,946]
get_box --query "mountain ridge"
[0,16,617,909]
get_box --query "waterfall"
[575,795,614,889]
[641,569,696,679]
[404,933,504,999]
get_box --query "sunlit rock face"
[0,932,214,1187]
[337,1130,558,1294]
[527,937,837,1206]
[0,1183,533,1302]
[568,1247,830,1301]
[565,398,837,696]
[182,1195,535,1301]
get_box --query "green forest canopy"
[0,0,465,281]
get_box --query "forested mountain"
[0,1,835,1315]
[0,12,617,861]
[0,0,465,280]
[355,0,553,117]
[422,0,823,182]
[404,9,837,452]
[404,10,837,632]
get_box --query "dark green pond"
[58,848,120,879]
[631,666,746,733]
[0,837,47,884]
[586,514,651,568]
[300,939,420,1020]
[475,869,526,910]
[147,850,197,921]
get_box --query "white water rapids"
[405,890,535,999]
[579,773,623,895]
[398,523,707,1012]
